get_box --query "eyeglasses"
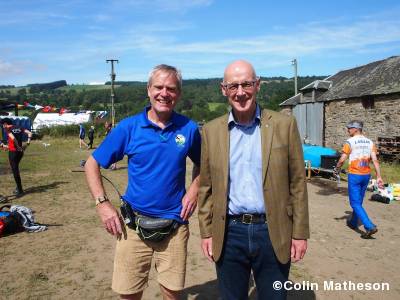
[222,80,257,93]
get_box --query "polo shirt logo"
[175,134,186,147]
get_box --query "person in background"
[1,118,32,197]
[334,120,384,238]
[85,64,201,300]
[79,124,88,149]
[105,121,112,136]
[198,60,309,300]
[104,121,116,169]
[88,126,95,149]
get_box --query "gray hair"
[148,64,182,92]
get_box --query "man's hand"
[333,167,340,177]
[377,177,384,189]
[291,239,307,262]
[180,191,197,221]
[96,201,123,237]
[201,237,214,262]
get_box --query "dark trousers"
[8,151,24,192]
[88,138,94,149]
[216,219,290,300]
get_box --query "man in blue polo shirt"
[85,64,200,300]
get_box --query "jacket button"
[221,216,225,220]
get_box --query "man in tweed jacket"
[198,60,309,300]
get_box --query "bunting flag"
[2,100,106,116]
[96,111,108,119]
[42,106,52,112]
[24,102,36,109]
[59,108,70,115]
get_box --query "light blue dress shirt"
[228,105,265,215]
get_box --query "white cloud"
[0,60,23,77]
[0,11,75,26]
[125,18,400,58]
[0,60,47,79]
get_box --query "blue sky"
[1,0,400,86]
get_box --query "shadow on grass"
[24,181,69,194]
[309,177,348,196]
[2,181,69,201]
[181,279,219,300]
[334,211,369,236]
[181,279,316,300]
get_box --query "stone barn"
[280,56,400,151]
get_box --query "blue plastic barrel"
[303,144,337,168]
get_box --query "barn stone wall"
[324,93,400,150]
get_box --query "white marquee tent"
[33,112,92,130]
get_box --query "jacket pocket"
[286,205,293,216]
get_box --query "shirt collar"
[228,104,261,128]
[140,105,177,128]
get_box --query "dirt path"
[1,141,399,299]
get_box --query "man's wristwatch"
[95,195,110,206]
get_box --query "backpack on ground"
[0,205,24,236]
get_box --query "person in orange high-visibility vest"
[1,118,32,197]
[335,120,384,239]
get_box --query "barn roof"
[280,56,400,106]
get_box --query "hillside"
[0,76,326,122]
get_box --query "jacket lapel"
[218,115,230,190]
[261,110,273,184]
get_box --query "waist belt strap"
[228,213,266,224]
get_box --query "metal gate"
[293,102,323,146]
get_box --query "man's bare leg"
[120,291,143,300]
[160,284,180,300]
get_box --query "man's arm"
[288,117,309,262]
[180,163,200,221]
[23,129,33,150]
[85,155,122,236]
[371,152,384,189]
[335,153,348,170]
[24,129,33,144]
[197,126,214,262]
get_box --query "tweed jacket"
[198,109,310,264]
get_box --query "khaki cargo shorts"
[112,223,189,295]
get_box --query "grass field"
[0,84,119,95]
[57,84,120,92]
[0,87,26,95]
[1,136,399,299]
[208,102,228,111]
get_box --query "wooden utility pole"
[106,59,119,127]
[291,59,298,95]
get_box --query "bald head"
[223,60,257,83]
[221,60,260,124]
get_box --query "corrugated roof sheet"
[280,56,400,106]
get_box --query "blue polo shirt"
[93,107,201,222]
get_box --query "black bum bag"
[120,200,179,242]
